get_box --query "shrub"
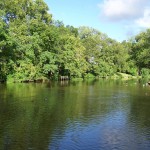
[141,68,150,78]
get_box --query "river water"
[0,79,150,150]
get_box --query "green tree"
[78,26,116,77]
[132,29,150,73]
[57,28,87,78]
[0,0,53,82]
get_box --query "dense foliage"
[0,0,149,82]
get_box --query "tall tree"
[132,29,150,71]
[0,0,52,82]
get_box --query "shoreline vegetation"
[0,0,150,84]
[1,73,142,84]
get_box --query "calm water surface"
[0,80,150,150]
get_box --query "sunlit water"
[0,79,150,150]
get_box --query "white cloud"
[135,9,150,28]
[99,0,149,22]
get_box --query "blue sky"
[44,0,150,41]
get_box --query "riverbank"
[1,72,149,84]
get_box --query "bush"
[127,67,138,76]
[84,73,95,79]
[141,68,150,78]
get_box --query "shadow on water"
[0,79,149,150]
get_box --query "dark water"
[0,79,150,150]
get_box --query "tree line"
[0,0,149,82]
